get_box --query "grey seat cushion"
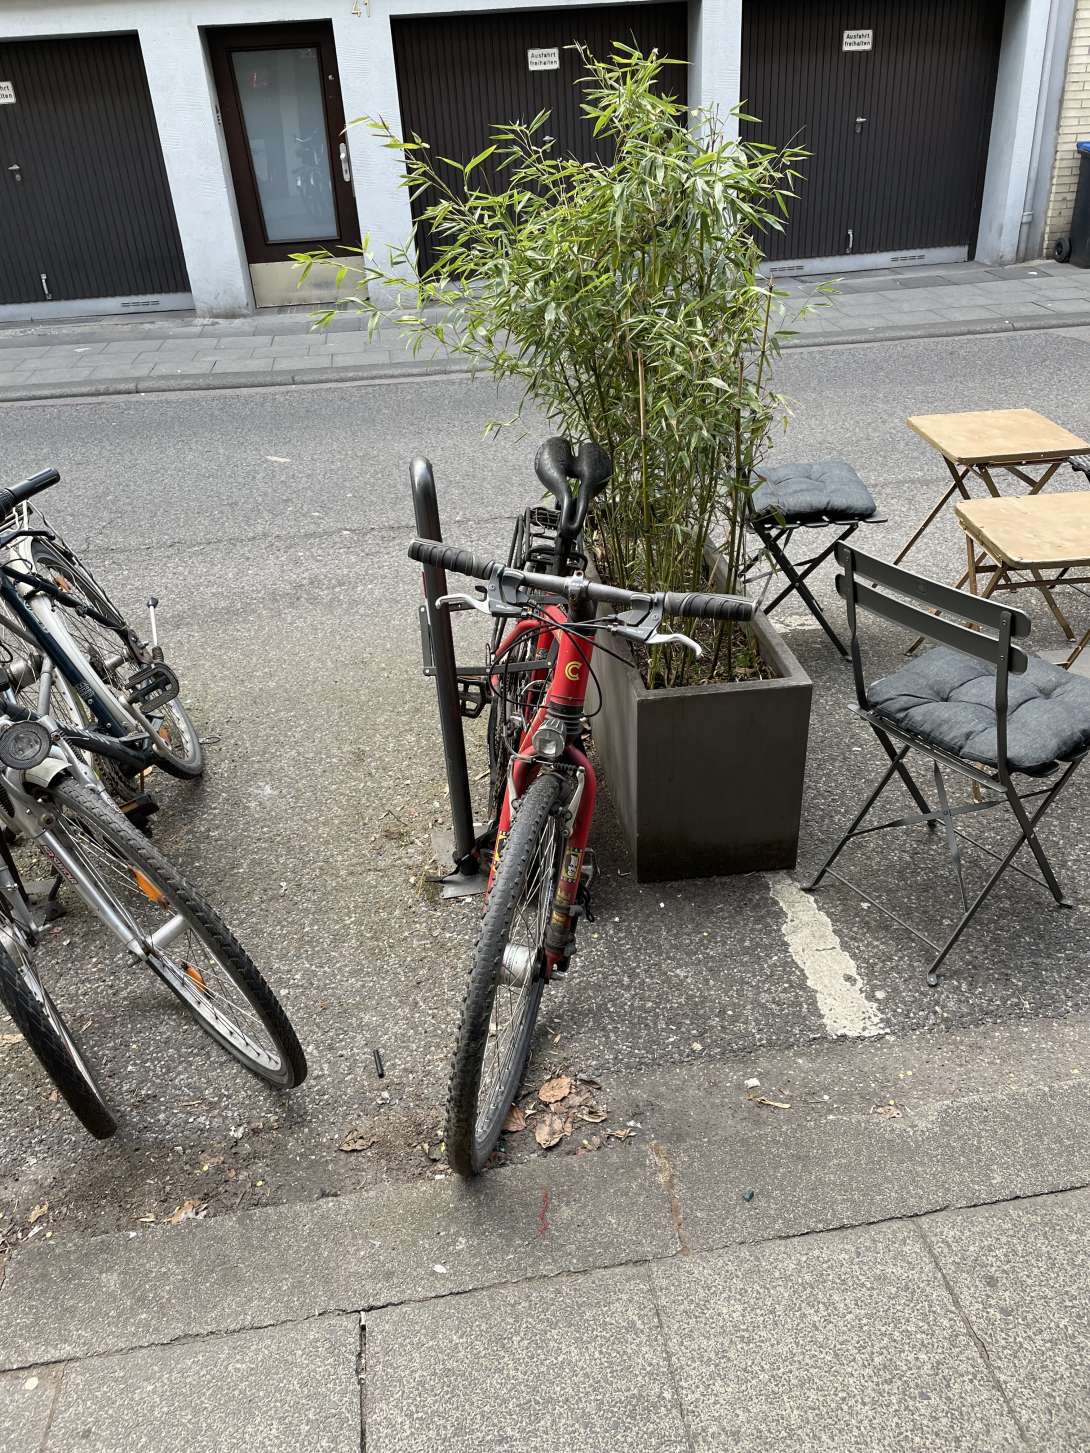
[868,646,1090,775]
[751,460,877,525]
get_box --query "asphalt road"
[3,326,1090,1238]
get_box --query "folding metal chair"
[746,460,885,657]
[807,543,1090,985]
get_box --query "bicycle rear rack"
[410,457,488,899]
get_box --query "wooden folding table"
[956,492,1090,667]
[898,409,1089,582]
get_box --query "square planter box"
[591,602,813,882]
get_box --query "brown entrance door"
[208,22,360,306]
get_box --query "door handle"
[339,142,351,183]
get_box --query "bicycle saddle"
[534,437,612,535]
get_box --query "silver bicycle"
[0,687,305,1138]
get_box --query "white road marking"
[766,872,885,1039]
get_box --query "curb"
[0,355,475,404]
[3,313,1090,403]
[780,310,1090,349]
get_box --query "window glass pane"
[231,47,337,243]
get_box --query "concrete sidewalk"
[3,258,1090,404]
[2,1014,1088,1452]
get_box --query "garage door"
[0,35,189,310]
[741,0,1003,267]
[392,3,687,274]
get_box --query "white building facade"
[0,0,1076,321]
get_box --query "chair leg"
[1003,769,1078,907]
[754,524,852,657]
[924,763,1079,986]
[872,726,935,825]
[805,745,910,890]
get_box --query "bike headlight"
[0,719,51,770]
[532,724,566,761]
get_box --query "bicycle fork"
[543,744,597,977]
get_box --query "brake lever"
[601,602,703,659]
[645,630,703,658]
[435,591,492,616]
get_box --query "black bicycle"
[0,469,203,805]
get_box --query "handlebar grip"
[0,468,60,519]
[408,537,497,581]
[661,590,755,623]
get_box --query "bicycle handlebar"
[0,469,60,519]
[408,537,755,624]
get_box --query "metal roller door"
[392,3,688,273]
[0,34,189,311]
[740,0,1003,268]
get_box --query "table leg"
[1065,626,1090,669]
[966,533,978,595]
[1029,568,1076,640]
[893,460,972,565]
[1003,460,1063,495]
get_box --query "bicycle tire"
[30,539,204,780]
[446,771,563,1176]
[43,779,306,1089]
[0,935,116,1139]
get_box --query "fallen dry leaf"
[747,1093,791,1111]
[27,1202,48,1225]
[577,1101,607,1124]
[502,1105,527,1134]
[166,1199,203,1226]
[606,1128,634,1141]
[872,1102,903,1119]
[538,1075,573,1105]
[534,1111,567,1149]
[338,1128,376,1153]
[577,1134,603,1155]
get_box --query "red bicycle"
[409,440,754,1175]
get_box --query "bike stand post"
[410,456,487,899]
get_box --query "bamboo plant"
[297,45,809,685]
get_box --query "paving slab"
[366,1266,689,1453]
[46,1314,359,1453]
[626,1016,1090,1255]
[214,356,275,373]
[651,1222,1023,1453]
[0,1148,676,1366]
[0,1365,62,1453]
[922,1189,1090,1450]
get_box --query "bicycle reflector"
[0,719,51,770]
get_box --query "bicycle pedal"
[125,663,179,711]
[119,792,160,833]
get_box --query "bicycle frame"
[0,731,183,960]
[0,524,153,745]
[490,604,598,977]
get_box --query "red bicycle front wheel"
[445,771,564,1175]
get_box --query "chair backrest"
[836,542,1030,668]
[835,544,1032,774]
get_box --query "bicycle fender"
[24,756,71,790]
